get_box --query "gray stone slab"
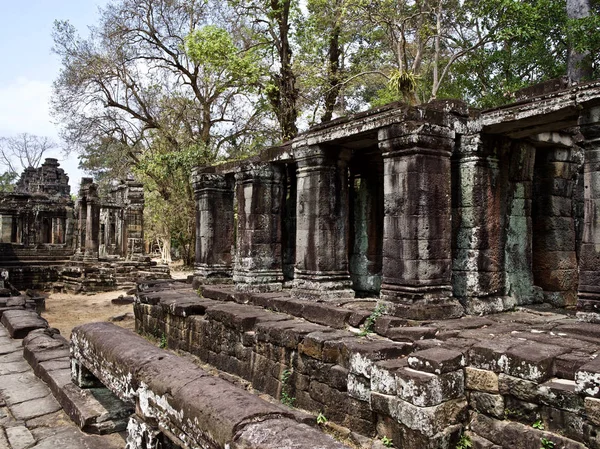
[6,425,36,449]
[10,395,61,421]
[30,427,123,449]
[0,351,25,363]
[0,372,51,405]
[0,360,30,376]
[0,342,21,356]
[0,429,9,449]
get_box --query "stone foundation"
[133,281,600,449]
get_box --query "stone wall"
[133,281,600,449]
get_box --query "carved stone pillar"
[233,164,284,292]
[531,133,581,308]
[192,171,234,284]
[349,153,384,295]
[578,106,600,320]
[452,134,505,314]
[84,184,100,261]
[379,123,463,319]
[291,146,355,300]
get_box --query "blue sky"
[0,0,109,189]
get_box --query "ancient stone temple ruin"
[8,80,600,449]
[0,160,169,291]
[191,79,600,323]
[0,158,75,287]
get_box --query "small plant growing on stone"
[540,437,555,449]
[316,412,327,425]
[456,434,472,449]
[159,333,168,349]
[359,303,385,336]
[381,436,393,448]
[533,420,544,430]
[280,369,295,407]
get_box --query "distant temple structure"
[0,159,168,291]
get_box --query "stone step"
[23,329,133,434]
[1,309,48,338]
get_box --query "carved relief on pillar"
[378,122,463,319]
[291,145,355,301]
[192,171,235,284]
[577,106,600,321]
[233,164,284,292]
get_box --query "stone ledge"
[71,322,352,449]
[23,329,132,434]
[1,309,48,338]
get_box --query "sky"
[0,0,109,191]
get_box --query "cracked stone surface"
[0,322,124,449]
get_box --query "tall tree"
[52,0,277,265]
[0,133,56,174]
[567,0,595,82]
[231,0,299,140]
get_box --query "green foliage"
[381,436,394,448]
[533,419,544,430]
[0,172,17,193]
[540,437,555,449]
[280,369,295,407]
[316,412,328,425]
[185,25,261,89]
[456,434,472,449]
[359,303,385,336]
[159,333,168,349]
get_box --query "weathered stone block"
[585,397,600,426]
[407,347,465,374]
[465,367,499,393]
[470,391,504,419]
[470,412,586,449]
[371,392,467,437]
[502,341,568,382]
[348,373,371,402]
[396,368,464,407]
[498,373,538,402]
[371,358,407,395]
[576,357,600,397]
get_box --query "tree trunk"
[271,0,298,141]
[567,0,593,83]
[321,23,341,123]
[161,237,172,264]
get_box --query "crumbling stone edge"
[70,321,352,449]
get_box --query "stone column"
[452,134,505,314]
[84,186,100,261]
[378,123,463,319]
[578,106,600,320]
[349,154,384,295]
[291,145,355,300]
[125,182,145,258]
[192,171,235,285]
[233,164,284,292]
[531,133,580,308]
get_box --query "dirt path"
[42,290,135,339]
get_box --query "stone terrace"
[133,280,600,449]
[0,322,125,449]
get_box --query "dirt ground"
[41,290,136,338]
[40,266,194,339]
